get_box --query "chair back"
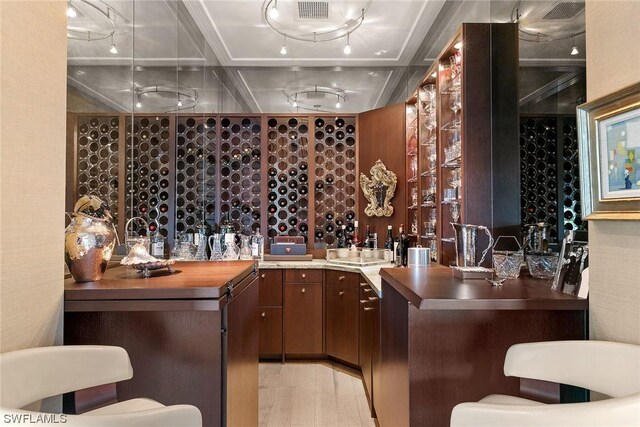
[0,345,132,409]
[504,340,640,398]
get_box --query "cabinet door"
[359,283,373,406]
[284,282,323,355]
[325,282,359,365]
[259,307,282,358]
[259,269,283,307]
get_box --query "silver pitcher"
[65,197,116,282]
[451,223,493,267]
[524,222,551,254]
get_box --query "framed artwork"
[578,82,640,220]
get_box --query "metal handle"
[339,291,345,296]
[339,275,345,281]
[478,226,494,266]
[360,283,368,287]
[364,307,375,311]
[261,312,266,317]
[360,299,368,304]
[368,296,378,301]
[301,288,306,293]
[261,273,266,279]
[363,288,372,293]
[301,273,306,278]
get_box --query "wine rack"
[175,116,216,234]
[266,117,310,242]
[313,116,358,247]
[125,116,173,237]
[219,117,262,233]
[76,116,120,225]
[519,116,584,242]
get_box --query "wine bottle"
[337,225,346,248]
[401,227,410,267]
[351,220,360,248]
[364,225,372,248]
[384,225,395,262]
[395,224,404,267]
[251,227,264,262]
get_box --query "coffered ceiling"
[67,0,586,114]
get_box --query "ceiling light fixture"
[431,72,437,78]
[454,41,463,50]
[570,37,579,55]
[264,0,367,55]
[280,35,287,55]
[67,0,120,55]
[512,7,584,56]
[344,33,352,55]
[135,85,198,113]
[67,1,77,18]
[284,85,346,113]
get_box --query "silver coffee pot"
[451,223,493,267]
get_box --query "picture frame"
[552,230,589,297]
[577,82,640,220]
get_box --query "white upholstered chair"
[451,340,640,426]
[0,345,202,426]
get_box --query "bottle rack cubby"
[313,116,357,247]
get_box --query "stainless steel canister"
[408,246,431,267]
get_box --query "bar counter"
[375,266,588,427]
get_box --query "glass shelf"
[421,169,437,177]
[408,176,418,183]
[441,158,461,168]
[421,234,437,240]
[441,117,461,131]
[421,202,437,208]
[441,237,455,244]
[441,198,461,205]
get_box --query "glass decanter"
[239,235,253,260]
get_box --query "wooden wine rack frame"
[67,113,360,255]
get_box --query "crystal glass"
[222,238,239,260]
[448,168,461,188]
[493,252,524,279]
[428,208,437,222]
[411,187,418,207]
[449,91,461,115]
[527,253,559,280]
[424,221,435,237]
[449,202,460,221]
[208,234,223,261]
[443,188,457,201]
[239,235,253,260]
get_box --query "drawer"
[326,270,359,286]
[284,269,323,284]
[259,269,283,306]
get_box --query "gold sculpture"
[360,160,397,217]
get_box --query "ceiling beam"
[519,69,585,107]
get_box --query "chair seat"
[478,394,543,405]
[84,398,165,415]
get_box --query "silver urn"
[65,196,116,282]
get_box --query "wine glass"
[449,91,461,115]
[449,202,460,222]
[448,168,461,188]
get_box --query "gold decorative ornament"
[360,160,397,217]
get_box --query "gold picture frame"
[578,82,640,220]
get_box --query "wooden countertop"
[380,267,589,310]
[65,261,257,301]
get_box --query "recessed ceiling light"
[431,72,437,78]
[67,2,77,18]
[368,71,378,77]
[571,45,579,55]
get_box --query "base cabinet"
[359,280,379,415]
[284,274,324,356]
[325,277,359,366]
[259,270,283,359]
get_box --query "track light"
[570,45,579,55]
[335,95,341,109]
[109,35,118,54]
[67,2,77,18]
[135,101,142,109]
[292,94,298,107]
[177,99,183,108]
[280,35,287,55]
[269,0,279,19]
[344,33,351,55]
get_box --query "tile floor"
[259,361,376,427]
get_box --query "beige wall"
[0,0,66,359]
[585,0,640,344]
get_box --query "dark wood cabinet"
[259,270,283,307]
[325,280,359,366]
[259,306,283,358]
[359,279,379,416]
[284,270,323,356]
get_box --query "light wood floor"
[259,361,376,427]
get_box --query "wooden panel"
[357,103,406,242]
[284,269,323,284]
[259,269,283,306]
[64,310,223,427]
[325,270,359,286]
[325,282,359,366]
[284,282,323,355]
[377,280,410,427]
[259,307,283,358]
[225,277,259,427]
[359,283,374,414]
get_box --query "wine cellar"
[67,113,357,253]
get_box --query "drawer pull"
[301,288,306,293]
[364,307,375,311]
[360,283,368,287]
[301,273,306,279]
[261,312,266,317]
[261,273,266,279]
[363,288,372,293]
[368,296,378,301]
[339,275,346,281]
[338,291,345,296]
[360,299,368,304]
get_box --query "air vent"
[543,2,585,20]
[306,92,326,99]
[298,1,329,20]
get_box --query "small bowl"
[527,253,559,280]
